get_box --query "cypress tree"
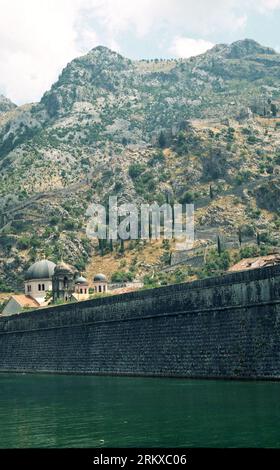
[158,131,167,149]
[120,239,125,254]
[238,228,242,247]
[271,103,278,117]
[217,235,222,256]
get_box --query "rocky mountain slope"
[1,39,280,290]
[0,95,16,114]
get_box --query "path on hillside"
[0,180,88,231]
[194,174,273,209]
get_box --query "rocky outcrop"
[0,95,16,114]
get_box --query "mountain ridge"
[2,37,279,160]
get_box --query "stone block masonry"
[1,265,280,379]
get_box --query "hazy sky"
[1,0,280,105]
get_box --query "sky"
[1,0,280,105]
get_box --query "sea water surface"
[0,374,280,448]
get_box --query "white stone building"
[24,259,56,304]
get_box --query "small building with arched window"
[71,275,90,301]
[24,259,56,304]
[74,275,89,295]
[93,273,108,294]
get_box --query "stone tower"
[52,261,76,302]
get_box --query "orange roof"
[11,295,40,308]
[229,254,280,272]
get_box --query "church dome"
[93,273,107,282]
[75,275,88,285]
[25,260,56,281]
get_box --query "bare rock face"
[0,95,16,114]
[211,39,276,60]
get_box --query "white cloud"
[86,0,248,37]
[0,0,278,105]
[258,0,280,9]
[0,0,90,104]
[169,37,214,58]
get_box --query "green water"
[0,374,280,448]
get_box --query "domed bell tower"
[52,262,76,302]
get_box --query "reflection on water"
[0,374,280,448]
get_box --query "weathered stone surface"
[0,265,280,379]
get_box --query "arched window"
[99,285,102,293]
[38,284,41,291]
[80,289,83,294]
[103,285,106,292]
[63,277,68,288]
[42,284,45,291]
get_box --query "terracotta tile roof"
[11,295,40,308]
[229,254,280,272]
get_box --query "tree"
[217,235,222,256]
[120,239,125,254]
[271,103,278,117]
[158,131,167,149]
[238,228,242,247]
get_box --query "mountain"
[1,39,280,291]
[0,95,16,114]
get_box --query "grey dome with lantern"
[75,275,88,285]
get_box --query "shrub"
[17,236,32,250]
[239,246,259,259]
[148,151,165,167]
[0,280,11,293]
[111,271,134,283]
[128,163,145,179]
[240,224,255,238]
[201,249,231,277]
[179,191,195,204]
